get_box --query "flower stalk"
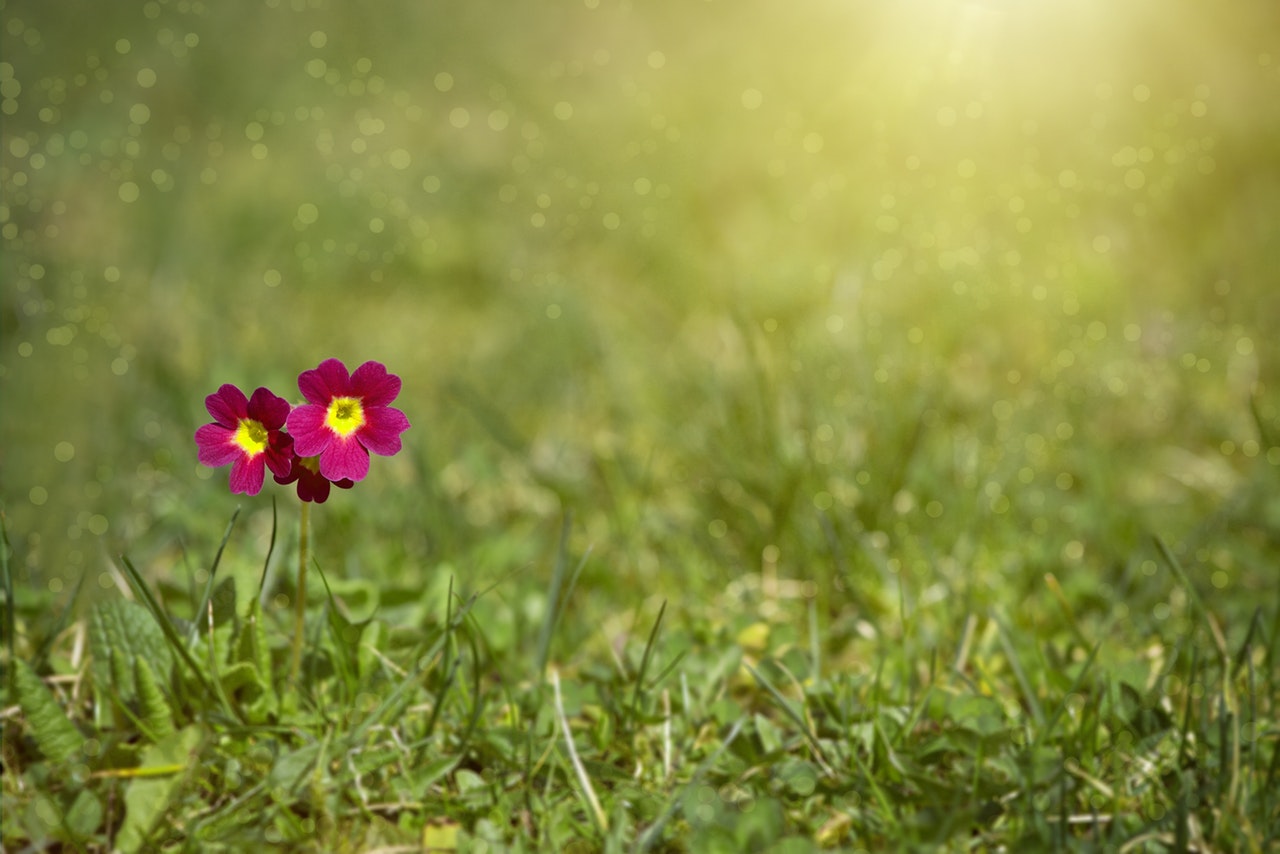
[290,498,310,683]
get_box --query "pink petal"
[351,361,401,407]
[195,424,241,466]
[248,387,291,429]
[205,384,248,427]
[319,435,370,482]
[265,445,294,479]
[358,406,410,456]
[287,404,332,456]
[298,470,332,503]
[228,454,266,495]
[298,358,350,405]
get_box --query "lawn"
[3,0,1279,850]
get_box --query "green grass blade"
[1033,639,1102,749]
[628,598,666,724]
[552,667,608,834]
[258,496,278,596]
[1153,535,1213,639]
[188,507,240,645]
[994,614,1045,729]
[744,662,830,767]
[534,513,591,678]
[534,512,573,678]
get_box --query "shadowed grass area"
[3,0,1279,850]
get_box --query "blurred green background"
[3,0,1278,632]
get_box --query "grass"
[6,513,1279,852]
[3,0,1280,850]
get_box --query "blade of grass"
[993,614,1045,729]
[1244,634,1258,818]
[188,507,240,645]
[644,649,689,697]
[953,612,978,676]
[552,667,608,834]
[744,662,829,765]
[1044,572,1089,648]
[628,599,666,725]
[535,512,573,678]
[534,512,591,678]
[1176,643,1200,767]
[421,575,459,740]
[1230,606,1264,680]
[258,496,278,596]
[290,499,310,685]
[893,657,937,751]
[1033,639,1101,749]
[1153,536,1216,649]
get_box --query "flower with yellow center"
[195,384,294,495]
[287,358,410,483]
[324,396,366,437]
[233,418,270,455]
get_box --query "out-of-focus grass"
[2,0,1280,849]
[3,0,1277,606]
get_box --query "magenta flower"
[194,384,294,495]
[285,358,410,483]
[274,454,355,503]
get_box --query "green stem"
[290,499,310,684]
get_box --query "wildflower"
[194,384,294,495]
[274,454,355,503]
[286,358,410,483]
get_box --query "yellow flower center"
[325,396,365,437]
[233,418,269,456]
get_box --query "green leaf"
[233,597,277,719]
[234,596,273,678]
[115,725,202,853]
[217,660,262,697]
[65,788,104,840]
[755,712,784,754]
[357,618,390,681]
[135,656,176,743]
[948,694,1008,737]
[455,768,487,794]
[268,741,324,795]
[88,598,173,719]
[13,658,85,763]
[209,575,238,628]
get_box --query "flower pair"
[195,358,410,503]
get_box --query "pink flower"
[274,454,355,503]
[194,384,294,495]
[285,358,410,483]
